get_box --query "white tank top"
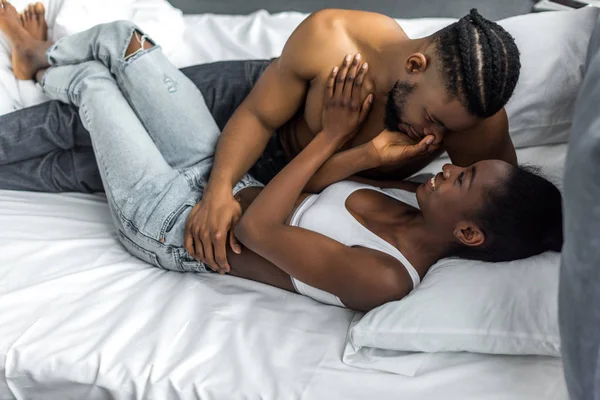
[288,180,422,307]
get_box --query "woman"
[0,5,562,311]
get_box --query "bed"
[0,1,580,398]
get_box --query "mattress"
[0,1,569,399]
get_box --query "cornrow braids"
[432,9,521,118]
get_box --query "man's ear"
[453,221,485,247]
[405,53,428,75]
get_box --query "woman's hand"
[369,129,438,167]
[321,53,373,146]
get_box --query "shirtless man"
[0,4,521,273]
[188,9,520,272]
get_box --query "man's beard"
[384,81,417,131]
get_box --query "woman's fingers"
[326,66,339,99]
[342,53,361,99]
[334,54,352,98]
[408,135,436,157]
[358,93,373,125]
[352,61,368,106]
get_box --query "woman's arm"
[303,132,436,193]
[347,175,421,192]
[236,127,410,311]
[238,57,371,226]
[237,220,411,311]
[235,59,413,311]
[229,188,412,311]
[303,143,379,192]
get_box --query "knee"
[97,21,142,53]
[76,61,112,81]
[125,29,155,59]
[107,20,139,35]
[70,61,115,96]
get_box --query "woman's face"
[416,160,513,245]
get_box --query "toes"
[3,0,16,13]
[0,0,18,15]
[34,2,44,16]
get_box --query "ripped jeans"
[40,21,262,272]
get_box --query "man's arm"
[185,11,340,273]
[444,108,517,167]
[206,12,335,192]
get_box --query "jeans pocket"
[173,247,211,273]
[118,230,162,268]
[164,203,193,234]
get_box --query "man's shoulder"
[462,108,508,140]
[279,9,407,80]
[303,9,407,44]
[444,108,516,166]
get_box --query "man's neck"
[368,37,430,98]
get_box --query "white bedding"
[0,1,569,399]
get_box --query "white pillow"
[343,252,561,373]
[341,9,600,374]
[501,7,599,147]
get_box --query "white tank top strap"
[381,245,421,288]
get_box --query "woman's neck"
[393,212,454,269]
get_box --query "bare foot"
[0,0,50,79]
[20,2,47,41]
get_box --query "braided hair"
[432,9,521,118]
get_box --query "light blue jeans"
[40,21,262,272]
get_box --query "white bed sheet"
[0,1,569,399]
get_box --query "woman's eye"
[458,172,465,184]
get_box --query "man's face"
[384,73,479,143]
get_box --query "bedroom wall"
[167,0,534,20]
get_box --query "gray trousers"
[0,56,285,192]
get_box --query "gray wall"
[167,0,534,21]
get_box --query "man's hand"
[368,129,438,167]
[184,187,242,274]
